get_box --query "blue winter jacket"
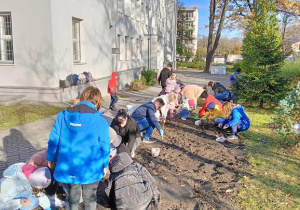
[47,101,110,184]
[223,105,250,131]
[131,102,162,130]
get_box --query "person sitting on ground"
[195,90,223,119]
[178,99,195,120]
[0,163,52,210]
[131,98,165,143]
[152,93,176,123]
[104,151,160,210]
[218,102,250,140]
[195,102,225,126]
[27,148,66,208]
[108,72,119,110]
[207,81,230,103]
[110,109,142,158]
[181,85,205,109]
[158,63,173,90]
[47,86,110,210]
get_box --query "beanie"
[207,102,215,110]
[28,167,51,189]
[188,99,195,107]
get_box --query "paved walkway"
[0,71,229,176]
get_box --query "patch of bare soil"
[134,116,249,210]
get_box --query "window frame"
[0,12,14,64]
[72,17,82,63]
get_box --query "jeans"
[231,120,242,135]
[179,109,190,119]
[214,118,225,125]
[214,92,229,103]
[136,118,155,139]
[110,94,118,107]
[64,182,98,210]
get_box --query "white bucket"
[151,148,161,157]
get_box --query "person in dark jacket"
[104,152,160,210]
[208,81,229,103]
[47,86,110,210]
[158,63,172,89]
[131,98,165,143]
[110,109,142,158]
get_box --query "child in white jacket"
[152,94,176,122]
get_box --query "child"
[181,85,205,109]
[207,81,229,103]
[195,102,224,126]
[178,99,195,120]
[169,87,181,120]
[195,90,223,119]
[152,93,176,122]
[104,152,160,209]
[108,72,119,110]
[0,163,52,210]
[218,102,250,140]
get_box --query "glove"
[195,120,202,126]
[110,88,114,91]
[194,113,199,119]
[159,129,164,137]
[38,194,51,210]
[205,117,208,121]
[157,81,160,85]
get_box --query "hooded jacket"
[212,82,227,94]
[198,95,223,117]
[164,78,177,94]
[181,85,204,106]
[108,72,119,94]
[131,102,162,131]
[158,68,172,87]
[105,152,160,210]
[0,163,39,210]
[223,105,250,131]
[110,116,141,153]
[47,101,110,184]
[201,105,225,120]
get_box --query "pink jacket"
[164,79,177,94]
[27,148,48,168]
[181,85,204,105]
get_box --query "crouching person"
[178,99,195,120]
[195,102,224,126]
[104,151,160,210]
[0,163,52,210]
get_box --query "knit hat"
[109,127,122,147]
[207,102,215,110]
[28,167,51,189]
[188,99,195,107]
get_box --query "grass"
[235,107,300,210]
[0,104,64,130]
[279,59,300,80]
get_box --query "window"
[117,34,122,61]
[0,13,14,63]
[125,36,129,60]
[136,38,139,60]
[72,18,81,63]
[131,37,134,60]
[140,39,143,59]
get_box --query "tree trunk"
[205,0,229,73]
[260,98,264,108]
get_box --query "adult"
[47,86,110,210]
[110,109,142,158]
[181,85,205,108]
[208,81,229,103]
[158,63,172,89]
[196,91,223,118]
[131,98,165,143]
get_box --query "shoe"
[181,117,186,120]
[227,134,238,140]
[109,106,115,110]
[143,138,157,143]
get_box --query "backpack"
[83,72,89,83]
[73,74,79,85]
[59,79,71,88]
[78,73,87,85]
[66,74,75,86]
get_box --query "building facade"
[0,0,177,102]
[176,7,198,62]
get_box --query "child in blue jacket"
[47,86,110,210]
[218,102,250,140]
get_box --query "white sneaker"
[181,117,186,120]
[143,138,157,143]
[227,134,238,140]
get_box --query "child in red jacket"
[195,91,223,119]
[108,72,119,110]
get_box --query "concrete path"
[0,71,229,176]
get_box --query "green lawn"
[0,104,64,130]
[236,107,300,209]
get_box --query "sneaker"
[227,134,238,140]
[143,138,157,143]
[109,106,115,110]
[181,117,186,120]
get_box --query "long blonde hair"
[222,102,235,119]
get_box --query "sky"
[180,0,242,38]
